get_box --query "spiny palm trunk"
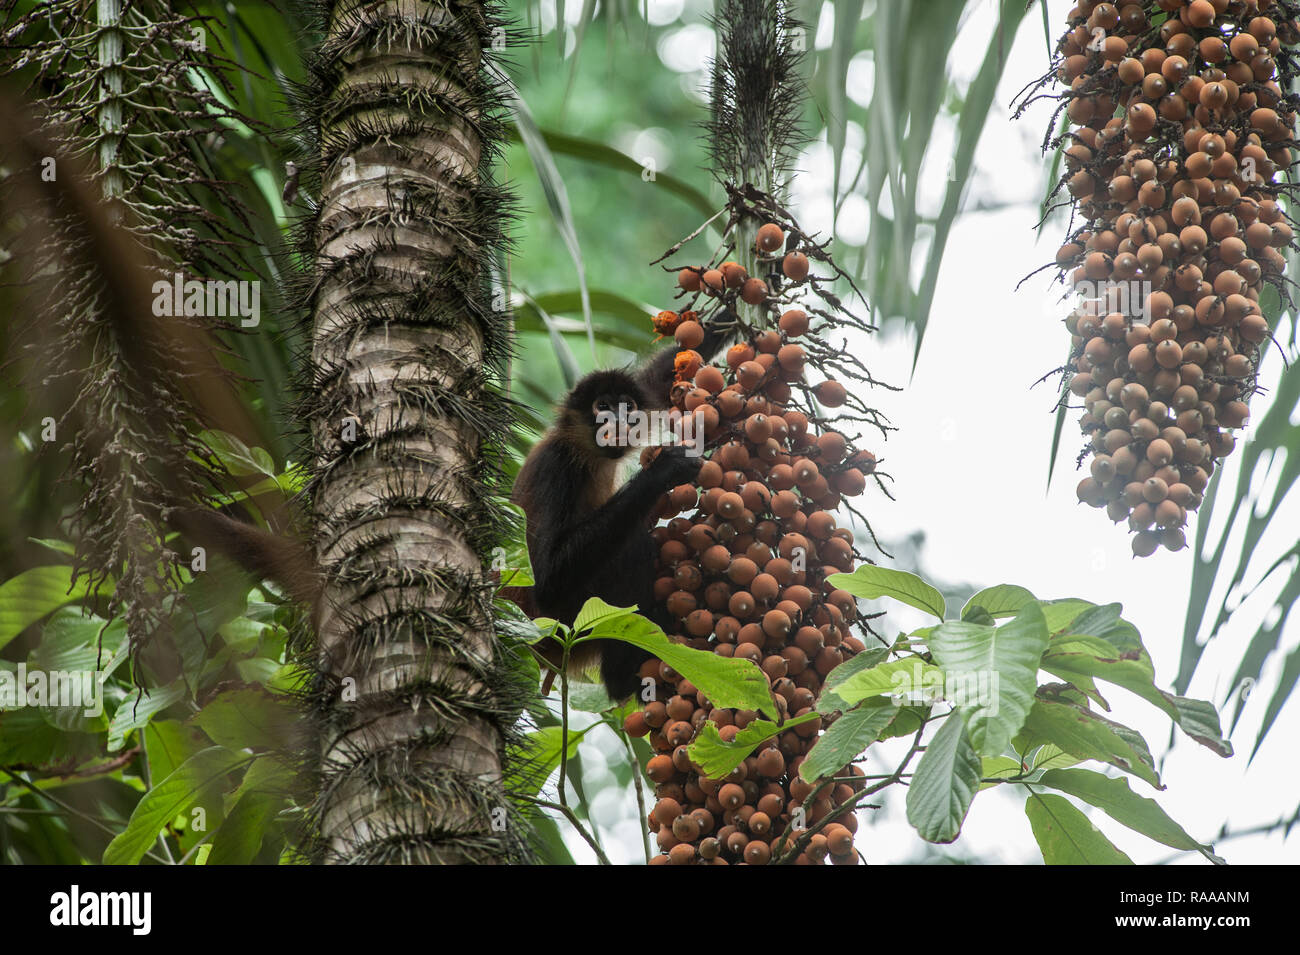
[302,0,525,864]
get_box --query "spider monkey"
[510,320,730,699]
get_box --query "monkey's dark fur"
[511,326,728,698]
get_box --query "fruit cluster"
[626,221,879,864]
[1047,0,1297,556]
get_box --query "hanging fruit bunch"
[1026,0,1298,557]
[623,188,893,865]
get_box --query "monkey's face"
[591,393,639,458]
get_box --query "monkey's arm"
[164,506,320,607]
[635,307,735,403]
[527,446,693,612]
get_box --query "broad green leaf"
[800,699,900,783]
[688,713,821,779]
[579,602,776,718]
[821,647,891,692]
[1025,792,1133,864]
[191,685,297,752]
[107,684,188,752]
[868,705,925,743]
[146,719,210,783]
[1038,768,1224,863]
[573,597,632,634]
[103,746,251,865]
[930,603,1050,757]
[829,657,944,708]
[1060,603,1142,654]
[1029,743,1080,772]
[906,713,981,844]
[206,756,293,865]
[1166,695,1233,758]
[0,566,106,651]
[29,609,125,673]
[509,724,587,798]
[566,682,616,713]
[1043,637,1233,757]
[1017,698,1162,788]
[981,755,1025,783]
[0,706,101,768]
[828,566,946,620]
[1040,598,1097,634]
[961,584,1037,620]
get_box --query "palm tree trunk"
[303,0,524,864]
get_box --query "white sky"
[554,0,1299,865]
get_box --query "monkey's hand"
[645,445,702,490]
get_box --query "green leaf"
[1038,768,1224,863]
[981,755,1026,786]
[905,713,981,844]
[509,725,587,798]
[1040,598,1097,634]
[1042,633,1233,757]
[800,698,900,783]
[1030,743,1081,772]
[145,719,210,783]
[27,537,75,558]
[1166,695,1233,758]
[198,429,277,478]
[0,566,107,652]
[688,713,821,779]
[29,608,125,673]
[1016,698,1163,788]
[930,602,1051,757]
[206,756,293,865]
[191,684,296,752]
[103,746,250,865]
[828,566,946,620]
[827,657,944,708]
[1025,791,1134,864]
[821,647,892,691]
[573,596,632,634]
[107,684,188,752]
[565,682,616,713]
[0,707,101,768]
[577,600,777,718]
[960,584,1037,620]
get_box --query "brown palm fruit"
[756,222,785,252]
[675,320,705,349]
[741,277,769,305]
[720,261,748,288]
[783,252,810,282]
[1043,1,1293,555]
